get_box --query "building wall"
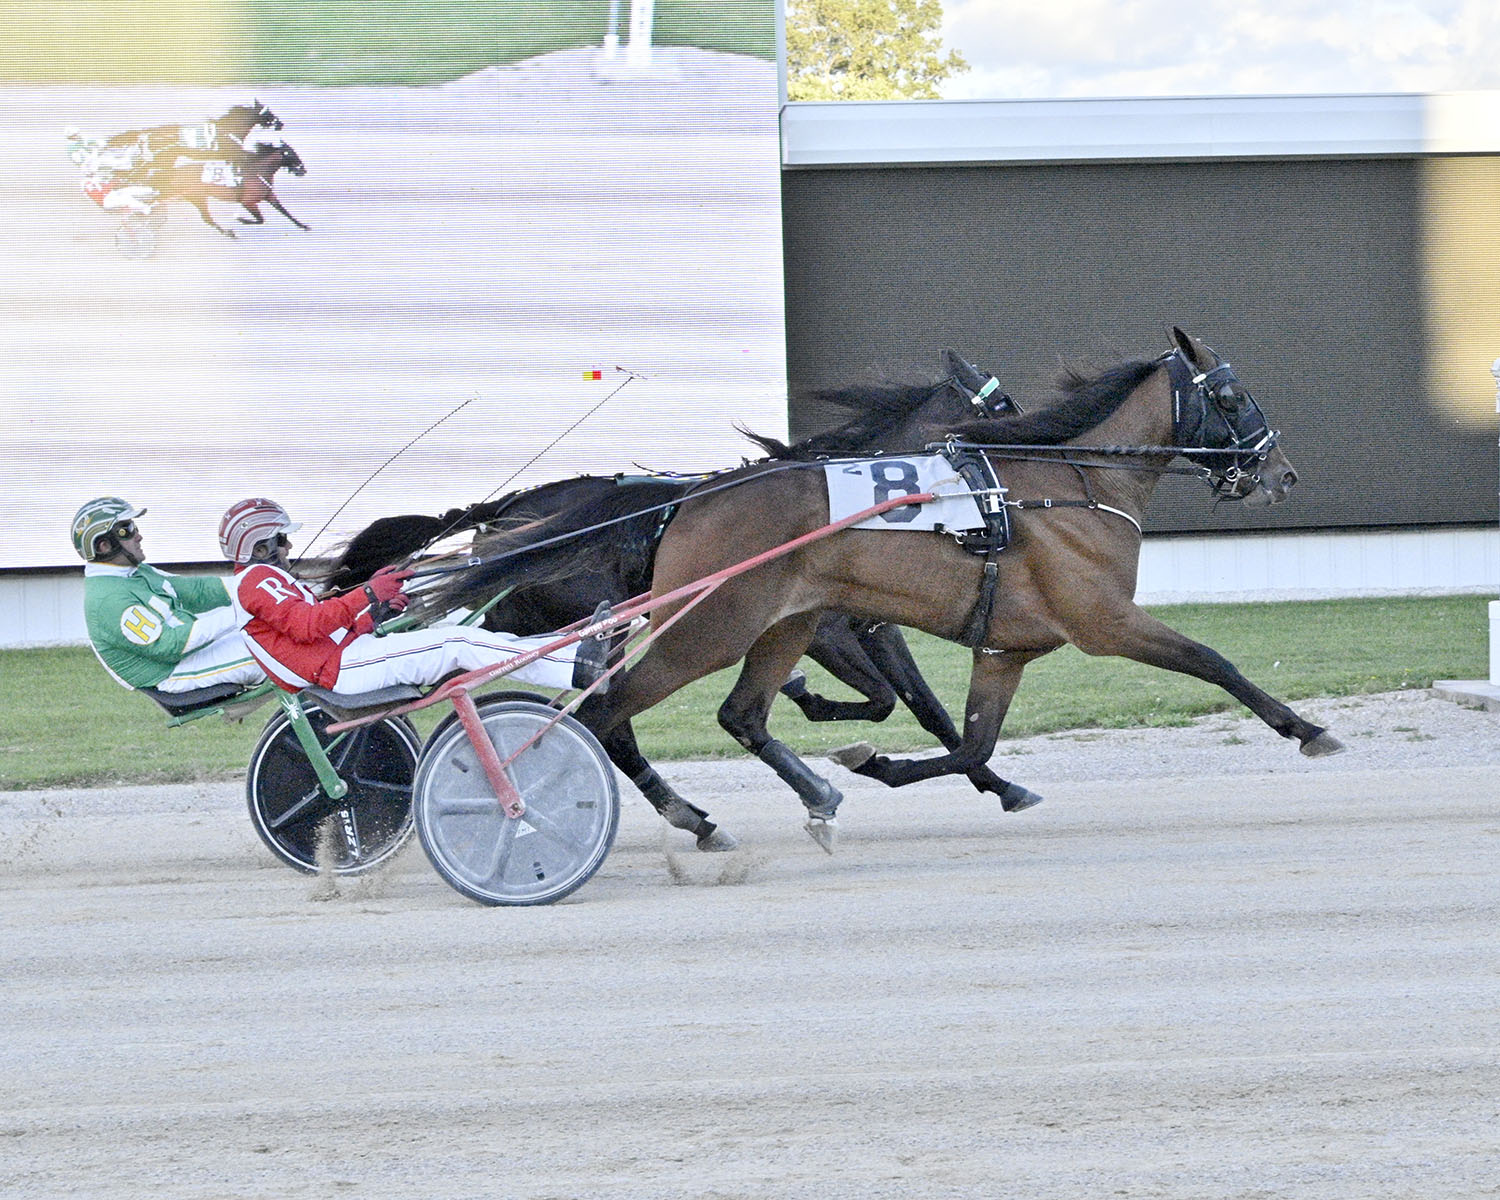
[779,93,1500,541]
[780,155,1497,534]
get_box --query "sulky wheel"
[246,705,419,875]
[114,213,158,259]
[413,699,619,906]
[420,689,550,754]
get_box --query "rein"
[407,458,833,580]
[409,370,1015,582]
[410,346,1278,585]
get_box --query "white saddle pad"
[199,160,240,187]
[180,122,218,150]
[823,454,996,533]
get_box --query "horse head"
[273,143,307,176]
[1165,327,1298,506]
[252,99,284,130]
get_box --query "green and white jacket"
[83,563,238,689]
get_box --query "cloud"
[939,0,1500,98]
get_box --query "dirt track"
[2,690,1497,1198]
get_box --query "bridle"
[254,145,302,181]
[949,371,1021,419]
[1161,348,1279,500]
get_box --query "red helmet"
[219,497,301,565]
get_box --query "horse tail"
[411,478,692,622]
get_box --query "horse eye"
[1215,386,1245,411]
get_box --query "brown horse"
[561,327,1339,849]
[403,352,1034,850]
[146,142,309,239]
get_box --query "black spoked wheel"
[246,705,419,875]
[414,699,619,906]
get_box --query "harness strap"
[1009,497,1142,534]
[958,553,1002,649]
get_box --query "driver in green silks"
[72,496,264,694]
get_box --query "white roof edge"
[780,92,1500,167]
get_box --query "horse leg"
[844,624,1043,811]
[716,613,848,852]
[264,191,311,230]
[596,718,738,852]
[1076,607,1344,756]
[237,202,266,225]
[573,617,774,852]
[190,197,235,238]
[780,616,898,724]
[850,648,1039,794]
[855,623,952,737]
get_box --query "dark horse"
[426,328,1342,851]
[342,351,1035,849]
[106,101,283,162]
[146,142,309,238]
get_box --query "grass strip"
[0,595,1485,790]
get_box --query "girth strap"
[958,552,1002,648]
[944,447,1010,648]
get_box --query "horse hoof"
[1001,783,1044,813]
[804,816,837,854]
[1300,730,1346,757]
[828,741,875,771]
[697,828,739,852]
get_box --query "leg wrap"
[756,739,842,818]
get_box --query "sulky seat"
[299,684,424,721]
[141,681,254,716]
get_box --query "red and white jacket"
[231,563,375,691]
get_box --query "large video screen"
[5,2,784,570]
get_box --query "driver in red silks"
[219,497,609,697]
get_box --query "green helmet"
[71,496,146,562]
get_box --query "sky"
[938,0,1500,100]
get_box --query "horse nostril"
[1281,468,1298,491]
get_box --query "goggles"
[112,520,140,540]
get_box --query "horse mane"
[947,358,1160,446]
[742,379,960,461]
[309,496,527,592]
[410,477,696,621]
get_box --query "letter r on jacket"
[256,576,300,605]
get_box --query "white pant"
[330,626,578,696]
[101,186,157,216]
[157,633,266,693]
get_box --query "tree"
[785,0,968,101]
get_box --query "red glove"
[384,590,410,613]
[365,565,413,605]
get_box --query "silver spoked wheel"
[114,213,158,259]
[246,705,419,875]
[414,699,619,906]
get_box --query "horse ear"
[942,348,988,394]
[1169,326,1204,366]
